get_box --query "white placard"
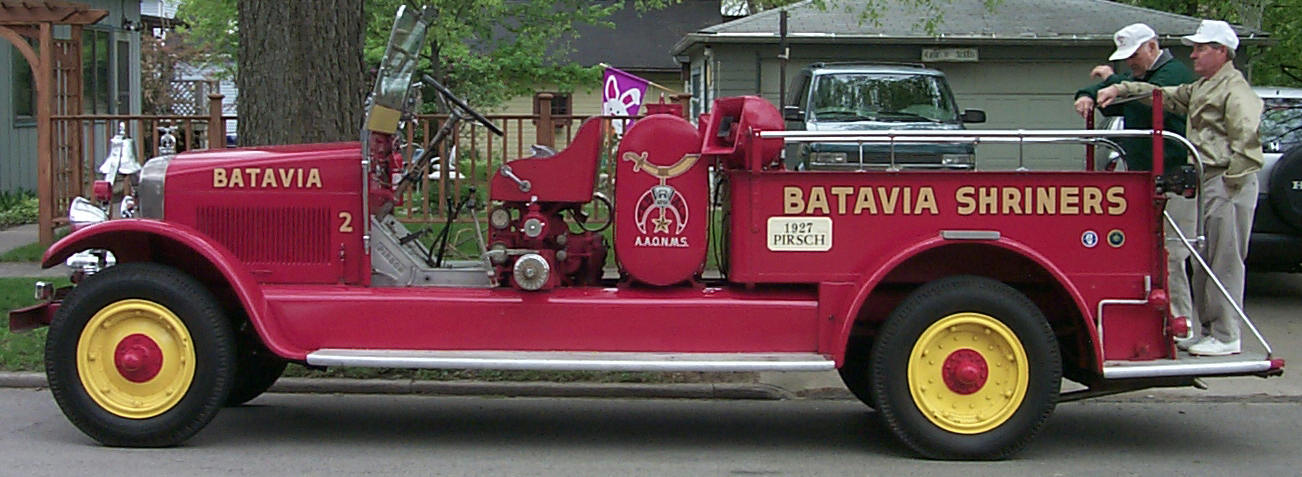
[922,48,978,62]
[767,217,833,252]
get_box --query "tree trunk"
[237,0,365,146]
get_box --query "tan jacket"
[1115,62,1264,179]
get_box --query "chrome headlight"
[137,155,174,219]
[942,153,975,168]
[68,197,108,228]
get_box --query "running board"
[1103,352,1283,379]
[306,349,836,372]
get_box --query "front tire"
[46,263,236,447]
[225,328,287,406]
[870,276,1060,460]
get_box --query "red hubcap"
[941,348,988,395]
[114,333,163,383]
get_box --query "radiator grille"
[196,206,331,265]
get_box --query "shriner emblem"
[623,151,699,235]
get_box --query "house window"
[11,42,35,118]
[83,29,111,114]
[116,38,131,113]
[532,92,572,117]
[690,68,702,117]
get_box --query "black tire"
[837,334,874,409]
[225,329,287,407]
[45,263,236,447]
[869,276,1060,460]
[1268,145,1302,232]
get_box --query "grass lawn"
[0,277,68,371]
[0,241,46,262]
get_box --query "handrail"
[1165,210,1273,358]
[760,128,1204,180]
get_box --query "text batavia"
[212,167,323,189]
[783,185,1128,216]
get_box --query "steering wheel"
[423,74,504,137]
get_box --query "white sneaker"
[1177,336,1210,351]
[1188,338,1241,356]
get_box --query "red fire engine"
[8,7,1284,459]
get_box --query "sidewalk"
[0,223,38,256]
[0,224,61,278]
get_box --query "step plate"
[306,349,835,372]
[1103,352,1279,379]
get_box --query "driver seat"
[490,117,603,204]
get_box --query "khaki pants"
[1164,192,1196,320]
[1191,171,1258,342]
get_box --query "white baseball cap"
[1109,23,1157,61]
[1181,19,1239,51]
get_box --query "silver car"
[1249,86,1302,272]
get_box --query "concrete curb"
[0,372,796,400]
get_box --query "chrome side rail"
[307,349,836,372]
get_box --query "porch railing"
[41,93,691,243]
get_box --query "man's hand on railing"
[1096,85,1121,108]
[1074,96,1096,119]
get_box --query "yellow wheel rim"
[907,312,1029,434]
[76,299,195,419]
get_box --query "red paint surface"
[615,114,708,285]
[165,143,366,285]
[725,169,1167,361]
[490,118,604,204]
[260,285,820,357]
[114,333,163,383]
[943,349,988,395]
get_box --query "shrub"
[0,191,38,227]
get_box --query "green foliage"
[1117,0,1302,87]
[176,0,680,108]
[0,191,38,228]
[174,0,238,79]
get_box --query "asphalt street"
[1,390,1299,476]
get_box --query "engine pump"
[488,119,609,290]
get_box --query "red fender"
[42,219,304,360]
[826,236,1099,371]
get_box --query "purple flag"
[602,66,649,133]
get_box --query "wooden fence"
[41,94,690,242]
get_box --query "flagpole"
[598,63,678,94]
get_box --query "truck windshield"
[810,73,957,123]
[365,5,430,133]
[1261,97,1302,153]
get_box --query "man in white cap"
[1098,20,1264,356]
[1073,24,1196,346]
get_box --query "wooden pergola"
[1,0,107,245]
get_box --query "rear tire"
[870,276,1060,460]
[837,334,874,408]
[45,263,235,447]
